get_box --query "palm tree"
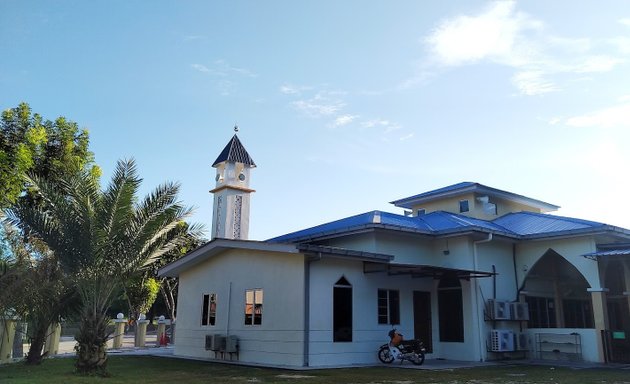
[6,159,201,374]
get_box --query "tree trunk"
[160,278,177,342]
[25,320,48,365]
[74,308,110,375]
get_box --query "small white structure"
[159,134,630,367]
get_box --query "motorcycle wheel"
[411,351,425,365]
[378,346,395,364]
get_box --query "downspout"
[473,233,493,362]
[226,282,232,337]
[303,252,322,367]
[512,243,519,301]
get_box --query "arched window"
[438,272,464,342]
[333,276,352,342]
[522,250,592,328]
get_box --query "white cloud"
[214,60,257,78]
[572,55,624,73]
[280,84,300,94]
[512,71,558,95]
[610,37,630,54]
[360,118,402,134]
[332,114,359,127]
[183,35,205,41]
[619,18,630,27]
[280,84,313,95]
[423,2,626,96]
[425,1,541,66]
[399,133,414,141]
[566,102,630,128]
[292,97,345,118]
[547,117,561,125]
[361,119,390,128]
[191,63,210,73]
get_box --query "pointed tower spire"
[212,134,256,167]
[210,131,256,240]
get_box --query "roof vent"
[477,195,489,204]
[373,211,381,224]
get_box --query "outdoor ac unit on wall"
[490,330,515,352]
[510,302,530,321]
[487,299,511,320]
[205,334,226,351]
[225,335,239,353]
[515,332,529,351]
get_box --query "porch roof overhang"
[297,244,395,262]
[362,261,496,280]
[583,248,630,260]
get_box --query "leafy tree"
[124,275,160,323]
[0,102,100,208]
[7,159,201,374]
[1,103,100,364]
[151,234,204,325]
[0,222,76,365]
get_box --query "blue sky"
[2,1,630,240]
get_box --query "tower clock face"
[238,173,246,181]
[215,174,220,181]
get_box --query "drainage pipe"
[303,252,322,367]
[473,233,493,361]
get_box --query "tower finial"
[234,123,239,133]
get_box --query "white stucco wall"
[307,257,436,366]
[175,248,306,367]
[527,328,600,362]
[516,237,599,289]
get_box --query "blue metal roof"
[391,182,559,212]
[268,209,628,243]
[268,211,434,243]
[493,211,606,237]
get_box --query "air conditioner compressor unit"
[487,299,511,320]
[490,330,515,352]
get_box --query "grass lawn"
[1,356,629,384]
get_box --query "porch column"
[43,323,62,356]
[0,318,17,364]
[588,287,609,363]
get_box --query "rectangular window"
[201,293,217,326]
[526,296,556,328]
[459,200,469,213]
[417,208,426,216]
[563,299,593,328]
[245,289,263,325]
[377,289,400,325]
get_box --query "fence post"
[113,313,126,349]
[135,314,149,348]
[157,315,166,346]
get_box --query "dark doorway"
[413,291,433,353]
[438,273,464,342]
[333,277,352,342]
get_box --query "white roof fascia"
[158,238,298,277]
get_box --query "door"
[413,291,432,353]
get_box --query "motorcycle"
[377,329,426,365]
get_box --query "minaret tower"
[210,127,256,240]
